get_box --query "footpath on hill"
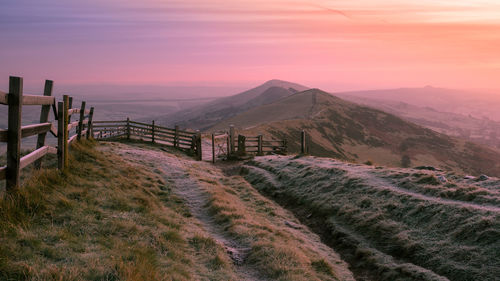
[101,141,355,281]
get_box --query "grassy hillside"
[157,79,308,130]
[1,140,356,280]
[214,89,500,176]
[336,95,500,150]
[243,156,500,281]
[0,141,237,280]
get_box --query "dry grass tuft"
[0,140,234,280]
[187,163,353,281]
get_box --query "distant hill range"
[209,88,500,176]
[336,94,500,150]
[156,80,308,130]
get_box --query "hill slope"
[157,80,308,130]
[334,95,500,150]
[0,141,354,281]
[243,155,500,281]
[212,89,500,176]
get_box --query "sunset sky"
[1,0,500,92]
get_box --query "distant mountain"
[335,96,500,150]
[156,80,308,130]
[212,89,500,176]
[336,86,500,121]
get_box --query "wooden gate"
[211,132,230,163]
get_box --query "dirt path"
[112,143,267,281]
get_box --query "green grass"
[186,162,354,281]
[244,156,500,281]
[0,140,234,280]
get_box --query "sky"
[1,0,500,94]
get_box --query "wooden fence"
[0,76,95,191]
[211,125,287,163]
[92,119,202,160]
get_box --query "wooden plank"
[7,76,23,191]
[0,166,6,180]
[67,134,78,145]
[68,108,80,116]
[129,124,152,130]
[34,80,53,169]
[93,120,127,124]
[50,123,57,137]
[0,91,7,104]
[67,120,80,131]
[21,123,52,139]
[129,120,153,127]
[214,134,228,139]
[93,124,126,128]
[22,95,55,105]
[20,146,56,169]
[93,128,125,132]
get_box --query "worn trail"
[114,144,266,281]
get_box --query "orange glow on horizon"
[0,0,499,91]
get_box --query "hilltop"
[156,80,308,130]
[211,88,500,176]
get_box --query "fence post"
[301,130,306,154]
[212,134,215,164]
[67,96,73,123]
[57,102,65,170]
[34,79,53,169]
[86,107,94,139]
[77,101,86,141]
[229,125,235,155]
[283,139,288,155]
[151,120,155,143]
[257,135,263,156]
[126,117,130,140]
[63,95,69,169]
[237,135,246,156]
[174,125,179,148]
[6,76,23,191]
[196,132,202,161]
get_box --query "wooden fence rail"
[92,119,202,161]
[1,76,95,191]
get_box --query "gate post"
[257,135,263,156]
[196,132,202,161]
[126,117,130,140]
[151,120,155,143]
[229,125,235,155]
[237,135,246,156]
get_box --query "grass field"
[243,155,500,281]
[0,140,237,280]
